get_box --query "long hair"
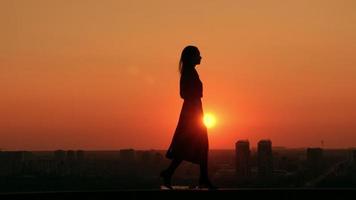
[178,46,200,75]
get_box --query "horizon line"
[1,146,356,152]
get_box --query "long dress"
[166,68,209,165]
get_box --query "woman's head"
[179,45,202,74]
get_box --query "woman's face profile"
[181,46,202,67]
[194,51,202,65]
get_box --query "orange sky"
[1,0,356,150]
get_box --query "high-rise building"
[258,140,273,177]
[235,140,250,178]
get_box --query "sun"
[203,113,217,129]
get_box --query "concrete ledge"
[1,188,356,200]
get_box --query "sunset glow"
[1,0,356,150]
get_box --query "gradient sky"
[1,0,356,150]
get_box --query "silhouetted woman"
[160,46,217,190]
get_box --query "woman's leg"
[199,159,209,182]
[164,158,182,176]
[199,156,217,189]
[160,158,182,188]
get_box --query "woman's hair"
[178,45,200,75]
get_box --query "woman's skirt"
[166,99,209,164]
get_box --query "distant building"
[1,151,27,162]
[36,158,56,176]
[67,150,75,161]
[352,149,356,165]
[235,140,250,178]
[76,150,85,161]
[141,150,153,163]
[54,150,66,161]
[258,140,273,177]
[118,149,137,177]
[120,149,136,163]
[153,152,163,165]
[0,151,33,161]
[0,151,30,176]
[306,147,324,173]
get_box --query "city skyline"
[1,139,355,191]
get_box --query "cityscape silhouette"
[1,141,356,192]
[2,0,356,199]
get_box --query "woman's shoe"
[160,170,173,190]
[198,179,218,190]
